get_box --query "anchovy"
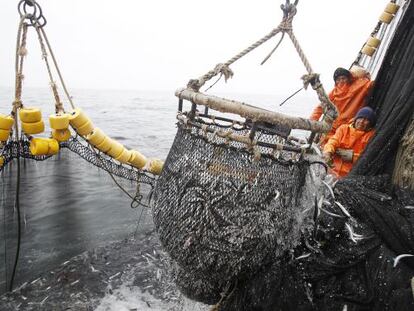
[322,180,335,199]
[345,223,364,243]
[393,254,414,268]
[108,272,121,280]
[404,205,414,210]
[40,296,49,305]
[319,206,345,218]
[295,253,311,260]
[335,201,351,218]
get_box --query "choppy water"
[0,86,315,309]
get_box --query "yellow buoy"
[0,114,15,130]
[19,107,42,123]
[0,129,11,141]
[96,136,112,153]
[366,37,381,48]
[379,11,394,24]
[106,140,124,158]
[21,120,45,135]
[49,114,70,130]
[75,120,94,136]
[48,138,60,155]
[385,2,399,14]
[128,150,147,169]
[29,138,49,155]
[350,65,368,79]
[86,128,105,146]
[69,108,89,128]
[52,129,71,142]
[0,156,4,167]
[116,149,132,164]
[361,44,376,56]
[30,138,60,156]
[147,158,164,175]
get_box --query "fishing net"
[152,114,321,304]
[0,136,155,186]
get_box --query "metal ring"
[18,0,47,28]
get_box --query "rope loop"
[301,73,321,90]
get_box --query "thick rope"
[33,24,64,113]
[187,4,298,91]
[185,2,337,120]
[39,27,75,110]
[13,17,28,121]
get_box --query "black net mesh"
[0,137,155,186]
[153,119,311,304]
[351,1,414,177]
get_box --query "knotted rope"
[186,0,337,121]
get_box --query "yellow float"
[52,129,71,142]
[116,149,132,164]
[21,120,45,135]
[128,150,147,169]
[19,107,42,123]
[147,158,164,175]
[379,11,394,24]
[0,114,14,130]
[96,136,112,153]
[75,120,94,136]
[385,2,400,14]
[0,129,11,141]
[366,37,381,48]
[86,128,105,146]
[49,113,70,130]
[69,108,89,128]
[106,140,124,158]
[361,44,376,56]
[29,138,60,156]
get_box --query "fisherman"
[322,106,376,177]
[310,66,374,145]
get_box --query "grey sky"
[0,1,386,94]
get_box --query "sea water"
[0,86,315,309]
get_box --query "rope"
[33,24,64,113]
[186,1,337,125]
[39,27,75,110]
[8,16,29,292]
[187,2,298,91]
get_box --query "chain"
[17,0,47,28]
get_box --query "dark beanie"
[355,107,376,126]
[333,67,352,82]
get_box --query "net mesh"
[153,119,311,303]
[0,136,155,186]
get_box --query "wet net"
[153,113,318,304]
[0,136,155,186]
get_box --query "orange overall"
[323,124,375,177]
[310,77,374,145]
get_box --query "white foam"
[95,284,210,311]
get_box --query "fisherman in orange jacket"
[310,67,374,145]
[323,107,376,178]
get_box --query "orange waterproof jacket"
[323,124,375,177]
[310,77,374,144]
